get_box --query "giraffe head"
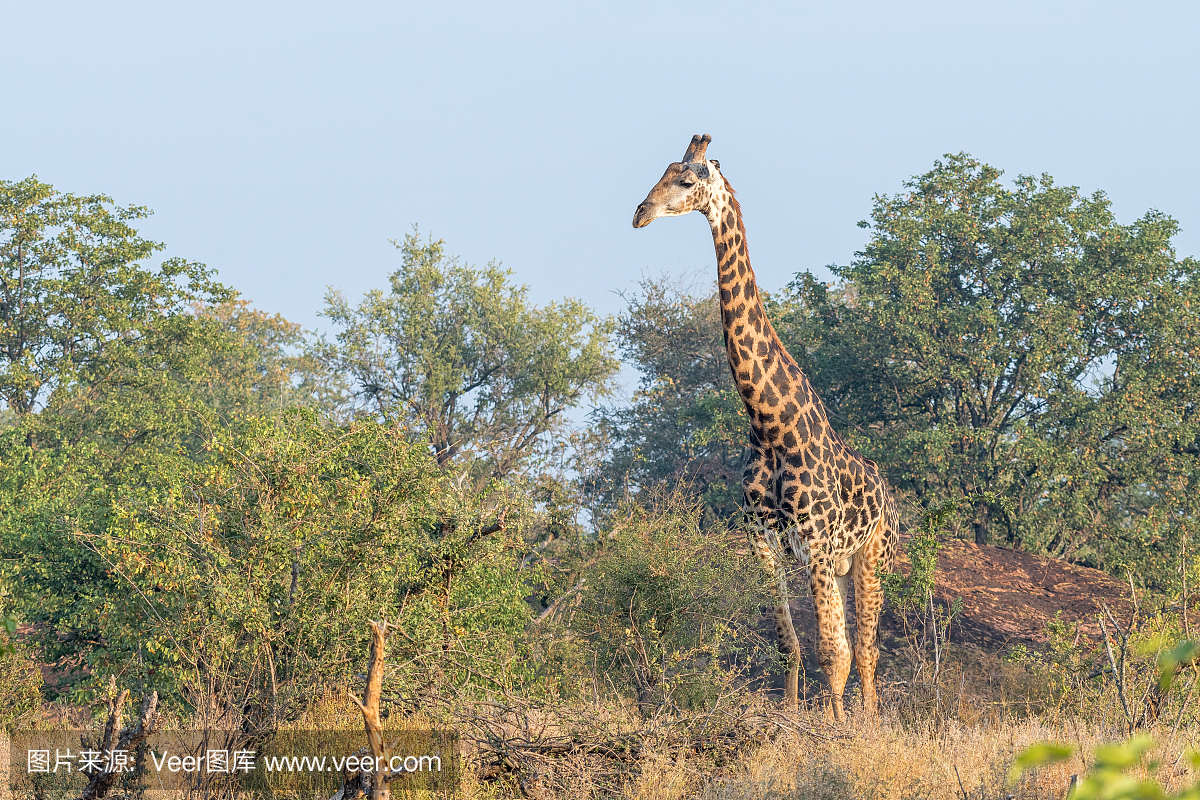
[632,134,723,228]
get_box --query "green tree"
[313,230,618,484]
[0,296,312,696]
[0,178,321,699]
[31,294,312,466]
[0,176,226,416]
[0,292,310,655]
[589,278,746,519]
[779,154,1200,577]
[185,297,312,417]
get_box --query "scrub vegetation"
[3,156,1200,797]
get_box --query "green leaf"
[1093,735,1156,771]
[1009,741,1075,783]
[1156,640,1198,692]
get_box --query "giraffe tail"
[880,492,901,572]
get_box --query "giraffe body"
[633,135,899,719]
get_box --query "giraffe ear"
[681,134,711,164]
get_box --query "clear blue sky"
[5,1,1198,337]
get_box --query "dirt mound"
[928,538,1134,650]
[780,536,1135,680]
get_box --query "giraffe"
[632,134,899,720]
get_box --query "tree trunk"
[973,500,990,546]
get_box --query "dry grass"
[11,689,1200,799]
[690,713,1196,800]
[12,643,1200,800]
[441,691,1200,800]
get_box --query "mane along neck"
[705,175,773,354]
[705,175,829,429]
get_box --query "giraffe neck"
[703,176,830,434]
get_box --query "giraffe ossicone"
[633,134,900,720]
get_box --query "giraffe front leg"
[748,518,802,712]
[744,446,804,711]
[774,566,803,713]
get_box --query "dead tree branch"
[335,620,424,800]
[80,684,159,800]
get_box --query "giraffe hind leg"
[836,569,854,664]
[830,569,855,717]
[852,519,889,715]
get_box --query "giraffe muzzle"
[632,202,655,228]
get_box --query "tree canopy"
[589,278,745,520]
[776,154,1200,576]
[313,230,619,484]
[0,176,226,417]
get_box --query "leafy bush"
[0,614,43,732]
[879,499,963,715]
[1013,734,1200,800]
[1003,596,1200,730]
[11,409,542,724]
[572,490,772,711]
[1013,631,1200,799]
